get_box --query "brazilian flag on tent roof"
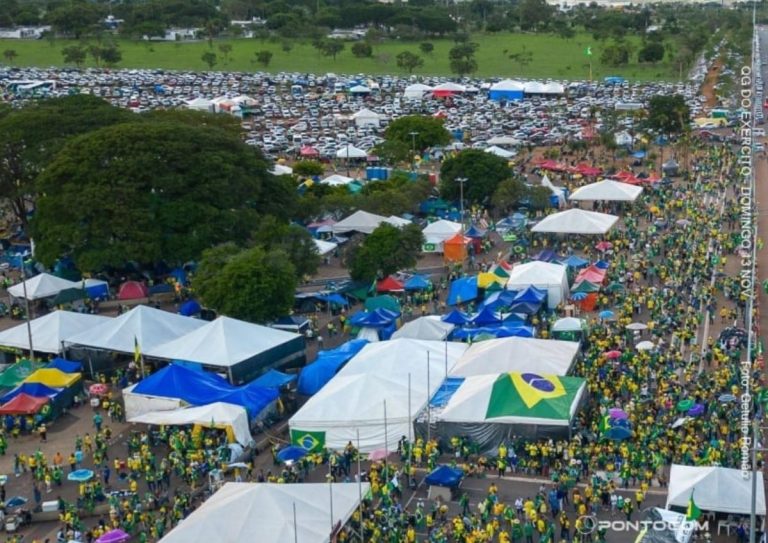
[290,429,326,453]
[486,373,585,421]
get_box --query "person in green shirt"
[524,520,535,543]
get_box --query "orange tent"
[443,234,470,262]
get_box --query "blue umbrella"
[571,292,588,301]
[719,394,737,403]
[605,425,631,441]
[599,310,615,319]
[277,445,308,463]
[68,469,94,482]
[6,496,26,509]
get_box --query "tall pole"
[427,351,431,444]
[410,131,419,171]
[383,399,388,476]
[19,261,34,360]
[751,419,757,543]
[408,373,412,444]
[357,429,363,543]
[293,502,299,543]
[445,339,449,379]
[329,471,334,532]
[456,177,467,230]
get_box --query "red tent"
[300,146,319,157]
[376,276,405,293]
[0,393,49,415]
[576,265,607,284]
[575,164,603,176]
[117,281,149,300]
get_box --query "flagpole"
[293,502,299,543]
[427,351,431,444]
[407,373,412,445]
[357,428,363,543]
[383,399,388,476]
[329,473,334,532]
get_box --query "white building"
[0,26,51,39]
[144,28,200,42]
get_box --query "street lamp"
[455,177,468,229]
[409,131,419,170]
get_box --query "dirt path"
[701,57,723,109]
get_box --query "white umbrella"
[636,340,655,351]
[671,417,692,429]
[626,322,648,331]
[552,317,585,332]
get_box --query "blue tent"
[470,307,502,326]
[452,323,535,341]
[425,465,464,487]
[148,283,173,295]
[631,150,646,159]
[252,369,296,389]
[45,358,82,373]
[1,382,62,404]
[604,76,626,85]
[447,277,478,306]
[595,260,610,269]
[442,309,470,325]
[404,275,431,291]
[478,290,516,312]
[513,286,547,304]
[85,283,109,300]
[430,377,465,408]
[179,299,202,316]
[317,293,348,306]
[560,255,589,268]
[349,308,400,328]
[508,301,542,315]
[465,225,486,238]
[297,339,369,395]
[534,249,558,263]
[170,267,187,286]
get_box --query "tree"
[525,186,552,211]
[419,42,434,55]
[351,42,373,58]
[439,149,512,204]
[292,160,324,176]
[194,244,296,323]
[346,223,424,282]
[449,42,479,77]
[492,178,528,216]
[251,216,321,278]
[638,41,665,64]
[100,44,122,68]
[384,115,451,151]
[47,2,104,39]
[218,43,233,64]
[2,49,17,64]
[600,41,633,67]
[254,50,273,68]
[31,120,282,271]
[314,39,345,60]
[396,51,424,73]
[508,47,533,75]
[646,94,690,136]
[61,45,87,68]
[517,0,552,31]
[201,51,217,69]
[281,41,293,54]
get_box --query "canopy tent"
[403,83,433,100]
[349,85,371,94]
[569,180,643,202]
[0,381,61,404]
[319,174,355,187]
[443,234,471,262]
[442,309,470,325]
[352,108,381,128]
[158,483,368,543]
[451,323,535,341]
[364,295,401,313]
[392,316,455,341]
[425,465,464,488]
[313,238,337,257]
[0,311,111,355]
[289,339,468,451]
[487,136,520,146]
[251,369,296,389]
[45,357,82,373]
[485,145,516,158]
[8,273,78,301]
[665,465,766,516]
[551,317,585,332]
[24,368,80,388]
[332,210,387,235]
[271,164,293,176]
[507,262,569,309]
[0,360,42,388]
[422,220,462,252]
[404,275,431,291]
[185,97,213,111]
[447,276,478,306]
[376,276,404,293]
[531,209,619,235]
[451,337,579,377]
[129,402,252,446]
[336,145,367,159]
[66,305,206,355]
[297,340,369,396]
[488,80,524,101]
[0,393,49,415]
[636,508,696,543]
[432,82,466,97]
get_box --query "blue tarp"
[252,369,296,389]
[534,249,558,263]
[430,377,465,408]
[132,365,278,418]
[452,324,535,341]
[317,293,349,306]
[170,267,187,286]
[349,308,400,328]
[513,286,547,304]
[425,465,464,488]
[1,383,62,404]
[297,339,369,395]
[447,277,478,306]
[442,309,470,325]
[470,307,501,326]
[179,299,202,316]
[172,360,203,372]
[85,284,109,300]
[478,290,516,312]
[508,301,542,315]
[404,275,431,291]
[595,260,610,269]
[560,255,589,268]
[45,358,82,373]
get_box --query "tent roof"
[65,305,206,354]
[432,82,466,92]
[569,180,643,202]
[352,108,379,119]
[0,311,112,354]
[531,209,619,235]
[332,210,387,235]
[25,368,81,388]
[508,261,567,286]
[487,136,520,146]
[666,465,766,515]
[129,402,252,446]
[490,79,525,91]
[158,483,368,543]
[422,219,462,242]
[336,144,367,159]
[313,238,337,256]
[320,174,355,186]
[392,316,455,341]
[146,316,301,368]
[0,393,48,415]
[485,145,516,158]
[8,273,78,301]
[451,337,579,377]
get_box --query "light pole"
[456,177,468,229]
[409,131,419,170]
[19,259,34,360]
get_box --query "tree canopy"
[251,215,321,279]
[384,115,452,151]
[646,94,691,135]
[439,149,512,205]
[346,223,424,282]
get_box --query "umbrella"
[68,469,94,482]
[636,340,655,351]
[626,322,647,331]
[6,496,26,509]
[95,529,131,543]
[604,350,622,359]
[676,399,695,412]
[89,383,108,396]
[605,426,631,441]
[687,404,705,417]
[609,408,628,420]
[595,241,613,251]
[598,310,615,319]
[571,292,588,301]
[277,446,308,463]
[368,449,392,461]
[606,282,625,292]
[719,394,737,403]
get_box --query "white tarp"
[65,305,206,354]
[331,210,412,235]
[314,239,337,256]
[451,337,579,377]
[392,316,454,341]
[507,261,569,309]
[485,145,516,158]
[271,164,293,176]
[403,83,433,99]
[422,219,462,249]
[569,180,643,202]
[336,144,367,159]
[320,174,355,186]
[531,209,619,235]
[666,464,766,516]
[159,483,369,543]
[146,316,301,369]
[129,402,252,446]
[487,136,520,146]
[123,383,184,420]
[289,339,468,451]
[352,108,380,127]
[0,311,112,354]
[8,273,78,301]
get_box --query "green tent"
[52,288,87,305]
[571,281,601,294]
[485,373,585,422]
[0,359,43,389]
[364,295,401,313]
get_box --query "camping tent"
[145,316,304,384]
[569,180,643,202]
[352,108,381,128]
[158,483,368,543]
[8,273,78,301]
[422,220,462,252]
[129,402,252,446]
[665,464,766,516]
[531,209,619,235]
[450,337,579,377]
[0,311,112,354]
[447,277,478,306]
[392,316,455,341]
[432,82,466,97]
[336,144,367,159]
[117,281,149,300]
[507,262,569,309]
[403,83,433,100]
[488,80,524,101]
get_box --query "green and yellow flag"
[134,336,141,364]
[686,491,701,521]
[585,46,593,57]
[290,429,326,453]
[485,373,584,421]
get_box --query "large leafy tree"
[251,216,321,278]
[346,223,424,282]
[646,95,690,136]
[194,244,296,323]
[384,115,451,152]
[32,121,279,271]
[439,149,512,205]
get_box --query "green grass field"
[0,33,680,81]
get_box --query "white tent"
[569,180,643,202]
[403,83,433,99]
[320,174,355,186]
[8,273,78,301]
[145,316,301,370]
[507,261,569,309]
[0,310,111,354]
[130,402,253,446]
[332,210,388,235]
[352,108,381,128]
[541,82,565,94]
[490,79,525,91]
[349,85,371,94]
[541,174,567,206]
[485,145,516,158]
[666,464,766,516]
[551,317,585,332]
[531,209,619,235]
[422,219,462,251]
[159,483,368,543]
[451,337,579,377]
[523,81,546,94]
[615,131,634,146]
[65,305,206,354]
[336,144,367,159]
[384,215,412,228]
[289,339,468,451]
[392,316,455,341]
[185,97,213,111]
[432,82,466,93]
[314,239,338,256]
[487,136,520,146]
[270,164,293,176]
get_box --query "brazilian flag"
[485,373,584,421]
[290,429,326,453]
[686,491,701,521]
